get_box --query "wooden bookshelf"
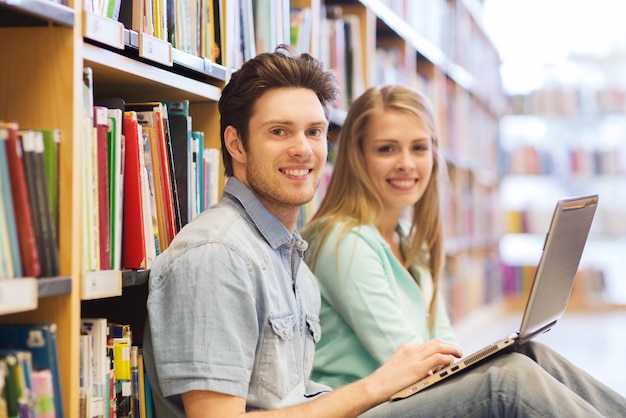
[0,0,228,416]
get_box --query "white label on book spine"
[81,270,122,300]
[0,278,38,315]
[139,32,173,67]
[83,11,124,50]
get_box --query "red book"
[127,102,178,249]
[94,106,111,270]
[3,121,41,277]
[122,112,147,269]
[152,105,177,245]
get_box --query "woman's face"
[362,109,434,217]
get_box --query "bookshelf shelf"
[38,277,72,298]
[122,269,150,287]
[83,42,222,102]
[0,278,38,315]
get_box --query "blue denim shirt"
[143,177,331,416]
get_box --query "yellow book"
[138,352,148,418]
[113,338,131,381]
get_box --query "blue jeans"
[360,341,625,417]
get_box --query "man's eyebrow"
[261,119,328,126]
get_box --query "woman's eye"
[308,128,322,137]
[377,145,394,153]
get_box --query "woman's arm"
[315,226,450,363]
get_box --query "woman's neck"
[377,216,404,264]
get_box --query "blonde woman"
[302,85,625,416]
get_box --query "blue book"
[0,323,64,418]
[0,133,23,277]
[144,368,153,418]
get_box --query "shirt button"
[283,329,287,335]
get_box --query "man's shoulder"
[158,203,258,257]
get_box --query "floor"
[453,304,626,397]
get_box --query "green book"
[41,128,61,234]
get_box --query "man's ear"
[224,125,246,164]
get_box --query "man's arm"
[183,339,462,418]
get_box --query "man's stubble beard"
[246,163,322,210]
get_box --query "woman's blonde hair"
[302,85,447,330]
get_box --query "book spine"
[95,106,112,270]
[0,131,22,277]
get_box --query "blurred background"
[453,0,626,396]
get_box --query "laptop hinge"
[518,320,557,345]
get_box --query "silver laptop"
[391,194,599,401]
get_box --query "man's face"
[242,87,329,215]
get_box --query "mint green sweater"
[306,222,458,388]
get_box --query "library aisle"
[454,303,626,397]
[478,4,626,397]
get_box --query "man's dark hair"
[218,44,340,177]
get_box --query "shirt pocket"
[303,314,321,381]
[257,312,298,398]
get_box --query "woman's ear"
[224,125,246,164]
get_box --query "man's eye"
[308,128,322,137]
[270,128,285,136]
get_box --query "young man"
[142,46,622,417]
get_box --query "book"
[0,129,22,278]
[19,130,60,278]
[41,128,61,235]
[112,339,131,417]
[126,102,180,246]
[94,106,112,271]
[191,130,204,217]
[210,0,223,64]
[94,98,126,271]
[79,333,93,418]
[31,368,56,418]
[143,361,153,418]
[0,323,64,418]
[141,126,163,255]
[107,107,125,270]
[0,351,30,418]
[3,122,41,277]
[83,67,99,273]
[163,100,192,226]
[137,351,147,418]
[130,346,140,417]
[0,358,9,416]
[118,0,144,32]
[81,318,109,411]
[122,112,148,269]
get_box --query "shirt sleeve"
[147,242,258,398]
[313,226,433,364]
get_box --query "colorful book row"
[80,319,154,418]
[0,123,60,279]
[82,67,221,272]
[500,145,626,176]
[0,323,64,418]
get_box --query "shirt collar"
[221,177,301,250]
